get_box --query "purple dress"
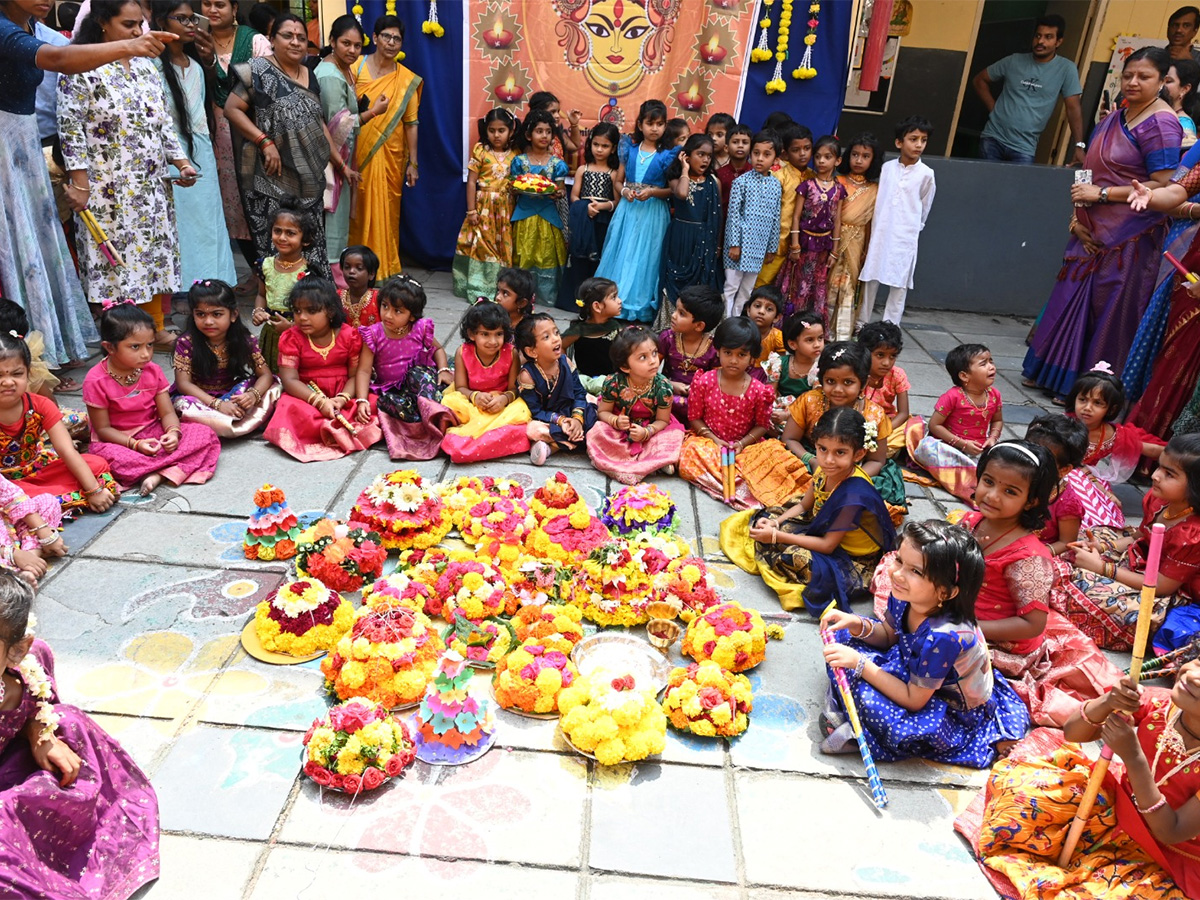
[362,318,455,461]
[778,178,847,321]
[1023,109,1182,397]
[0,641,159,899]
[658,328,719,423]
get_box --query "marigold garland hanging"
[766,0,793,94]
[422,0,445,37]
[792,1,820,80]
[751,0,774,63]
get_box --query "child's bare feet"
[139,473,163,496]
[13,548,47,582]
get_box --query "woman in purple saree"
[1023,47,1182,400]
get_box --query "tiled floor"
[35,273,1122,899]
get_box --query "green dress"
[313,60,360,265]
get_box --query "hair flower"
[862,419,879,453]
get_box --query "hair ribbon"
[100,298,137,310]
[1089,360,1115,375]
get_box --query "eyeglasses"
[375,32,402,43]
[168,14,199,24]
[278,31,307,42]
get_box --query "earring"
[0,674,6,706]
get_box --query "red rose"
[341,773,363,794]
[698,687,724,710]
[311,767,332,787]
[334,702,372,734]
[362,766,386,790]
[734,650,749,668]
[384,754,404,776]
[703,640,717,656]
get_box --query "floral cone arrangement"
[508,554,573,605]
[682,602,767,672]
[493,634,578,715]
[558,672,667,765]
[413,650,497,764]
[512,602,584,645]
[573,540,655,627]
[526,473,610,564]
[433,557,508,623]
[462,495,536,570]
[661,661,753,738]
[302,697,416,793]
[362,571,440,618]
[654,557,723,623]
[528,471,590,524]
[243,483,301,560]
[441,614,516,668]
[253,579,354,656]
[322,605,445,708]
[600,483,676,536]
[295,519,386,593]
[352,470,452,551]
[438,475,526,531]
[626,531,692,576]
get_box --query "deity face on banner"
[554,0,679,97]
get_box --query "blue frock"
[595,136,675,322]
[821,595,1029,768]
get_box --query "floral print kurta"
[57,58,183,304]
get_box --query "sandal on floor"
[53,376,80,393]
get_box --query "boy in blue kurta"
[723,130,783,318]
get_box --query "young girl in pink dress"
[1069,367,1165,484]
[338,245,380,328]
[84,302,220,496]
[354,275,455,461]
[588,325,683,484]
[908,343,1003,502]
[440,301,531,463]
[264,279,382,462]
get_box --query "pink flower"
[332,702,372,734]
[698,687,724,710]
[311,765,333,787]
[384,754,404,776]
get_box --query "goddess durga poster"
[464,0,758,157]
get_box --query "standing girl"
[516,313,597,465]
[338,245,380,327]
[596,100,676,323]
[84,302,220,494]
[679,317,810,509]
[264,278,382,461]
[587,325,684,484]
[827,133,881,340]
[172,280,279,438]
[355,275,454,460]
[251,203,312,373]
[510,110,569,306]
[782,135,846,322]
[561,277,627,394]
[440,301,530,464]
[934,441,1120,727]
[1069,366,1165,484]
[820,520,1029,767]
[452,108,517,303]
[557,122,622,312]
[658,134,723,327]
[721,407,895,613]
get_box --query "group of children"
[449,99,938,342]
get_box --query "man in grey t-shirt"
[973,15,1085,165]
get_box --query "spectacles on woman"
[167,14,200,24]
[376,32,402,43]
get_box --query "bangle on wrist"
[853,657,867,680]
[84,484,106,497]
[1080,698,1107,727]
[1137,795,1169,815]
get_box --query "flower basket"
[361,571,441,618]
[558,673,667,765]
[512,602,584,645]
[302,697,416,793]
[441,614,517,668]
[682,602,767,672]
[492,635,578,715]
[572,540,655,627]
[321,605,445,708]
[352,470,452,551]
[294,519,386,593]
[661,661,753,738]
[599,483,677,536]
[253,579,354,656]
[653,557,723,623]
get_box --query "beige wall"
[904,0,980,50]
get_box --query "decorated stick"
[1057,522,1165,868]
[79,210,125,268]
[720,447,732,502]
[726,446,737,502]
[307,381,358,435]
[1165,251,1200,284]
[820,603,888,809]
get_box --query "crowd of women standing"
[0,0,420,366]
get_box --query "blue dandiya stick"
[819,603,888,809]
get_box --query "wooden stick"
[1056,522,1165,868]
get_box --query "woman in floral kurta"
[57,56,188,307]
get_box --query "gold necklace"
[274,256,304,272]
[340,289,374,325]
[1162,504,1194,522]
[213,29,235,56]
[675,332,711,374]
[1151,704,1200,785]
[535,361,559,391]
[105,360,142,387]
[307,333,336,361]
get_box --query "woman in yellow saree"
[348,15,421,279]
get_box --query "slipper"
[1021,378,1038,388]
[53,376,80,393]
[1049,395,1067,407]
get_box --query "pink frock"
[586,373,684,483]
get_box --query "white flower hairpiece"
[862,420,878,453]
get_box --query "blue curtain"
[355,0,851,269]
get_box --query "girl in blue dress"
[820,519,1029,768]
[510,110,569,307]
[595,100,675,323]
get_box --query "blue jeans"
[979,135,1036,165]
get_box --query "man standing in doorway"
[1167,6,1200,63]
[973,15,1085,165]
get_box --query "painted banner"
[462,0,759,165]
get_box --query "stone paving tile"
[247,846,580,898]
[200,651,328,732]
[89,713,178,777]
[130,835,259,900]
[590,874,741,899]
[80,509,294,571]
[736,772,990,897]
[589,761,738,883]
[278,749,588,867]
[155,724,301,840]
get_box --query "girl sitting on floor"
[493,267,537,332]
[858,321,913,458]
[821,519,1029,767]
[264,278,382,462]
[172,280,279,438]
[516,313,597,465]
[84,302,220,496]
[721,407,894,613]
[1069,365,1166,484]
[440,301,531,464]
[560,276,627,395]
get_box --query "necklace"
[973,520,1020,553]
[960,385,989,412]
[621,375,653,405]
[307,333,336,361]
[270,57,303,83]
[1151,704,1200,786]
[339,288,374,326]
[275,256,304,272]
[213,29,235,56]
[475,346,501,368]
[535,361,559,392]
[788,354,811,381]
[847,173,867,185]
[1161,504,1195,522]
[105,360,141,387]
[675,332,712,374]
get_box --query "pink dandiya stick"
[1057,523,1165,868]
[1164,251,1200,284]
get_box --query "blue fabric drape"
[352,0,851,269]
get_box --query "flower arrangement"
[508,554,573,605]
[526,512,611,566]
[437,476,526,531]
[351,470,452,551]
[653,557,723,623]
[599,483,676,536]
[253,579,355,656]
[528,471,590,524]
[492,635,578,715]
[294,519,386,593]
[14,622,58,745]
[572,540,655,627]
[792,1,819,80]
[441,614,516,668]
[682,602,767,672]
[462,495,536,570]
[627,531,692,576]
[361,571,441,618]
[434,557,508,623]
[322,605,445,708]
[302,697,416,793]
[422,0,444,37]
[512,602,585,645]
[862,419,878,453]
[511,173,557,195]
[661,661,753,738]
[558,673,667,765]
[243,483,301,560]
